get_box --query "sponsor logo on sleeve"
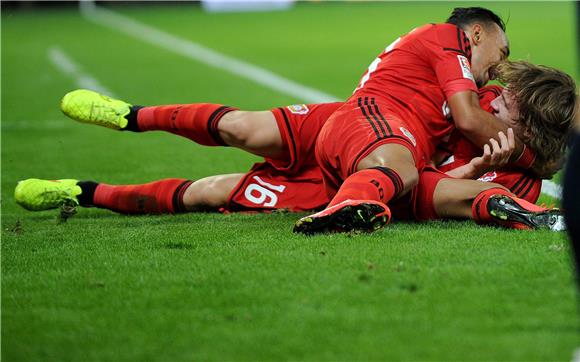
[457,55,475,82]
[478,171,498,182]
[287,104,309,115]
[399,127,417,147]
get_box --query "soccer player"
[295,7,563,234]
[14,61,575,231]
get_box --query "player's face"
[490,88,530,140]
[470,24,510,88]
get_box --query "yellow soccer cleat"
[15,179,81,211]
[60,89,132,130]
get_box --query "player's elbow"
[453,111,480,135]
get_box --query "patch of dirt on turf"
[7,220,23,234]
[88,282,106,289]
[164,242,195,250]
[399,282,419,293]
[58,202,77,223]
[358,273,372,282]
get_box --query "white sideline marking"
[78,3,339,104]
[78,2,562,199]
[541,179,562,199]
[572,347,580,362]
[48,46,117,97]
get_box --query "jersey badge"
[457,55,475,82]
[478,171,498,182]
[287,104,309,115]
[399,127,416,147]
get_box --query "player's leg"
[431,178,565,230]
[14,174,243,214]
[216,111,284,158]
[181,174,244,211]
[431,178,507,219]
[294,95,425,235]
[293,144,417,234]
[60,89,285,158]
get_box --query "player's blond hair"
[495,60,578,166]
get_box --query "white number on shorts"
[354,37,401,92]
[244,176,286,207]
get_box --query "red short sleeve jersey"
[438,85,503,169]
[351,23,478,156]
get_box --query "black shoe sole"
[487,195,565,231]
[293,203,388,235]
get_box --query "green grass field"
[2,2,579,360]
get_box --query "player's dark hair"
[495,60,578,167]
[446,7,506,32]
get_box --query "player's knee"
[218,111,253,147]
[402,167,419,192]
[182,177,229,210]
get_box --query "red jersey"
[352,23,478,159]
[226,89,542,213]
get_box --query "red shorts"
[224,162,329,212]
[315,97,431,198]
[391,166,450,221]
[223,164,541,215]
[266,103,342,174]
[440,157,542,204]
[477,170,541,204]
[223,102,340,212]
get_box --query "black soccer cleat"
[487,194,566,231]
[293,199,391,235]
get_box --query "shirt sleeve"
[423,25,478,99]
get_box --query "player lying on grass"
[290,7,575,234]
[15,61,572,231]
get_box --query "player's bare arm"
[445,128,515,179]
[448,91,524,162]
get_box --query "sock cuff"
[172,180,194,213]
[472,187,513,223]
[370,166,404,199]
[207,106,238,146]
[76,181,100,206]
[124,106,144,132]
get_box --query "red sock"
[327,167,404,208]
[137,104,237,146]
[92,179,193,214]
[471,187,514,224]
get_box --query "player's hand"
[468,128,515,176]
[488,128,515,167]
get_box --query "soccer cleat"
[15,179,81,211]
[61,89,132,130]
[487,194,566,231]
[293,199,391,235]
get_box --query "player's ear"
[470,24,483,45]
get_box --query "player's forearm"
[455,108,524,162]
[445,163,479,179]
